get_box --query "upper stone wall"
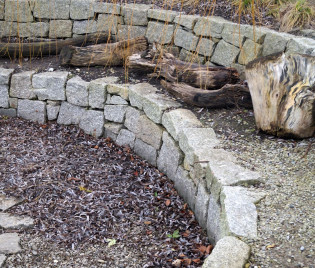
[0,0,314,72]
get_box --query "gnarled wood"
[60,36,148,66]
[245,52,315,138]
[0,33,110,58]
[161,80,252,108]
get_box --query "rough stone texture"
[57,102,85,125]
[134,138,157,166]
[88,78,109,109]
[0,0,3,20]
[47,105,60,121]
[146,21,174,45]
[206,194,222,243]
[179,49,205,64]
[286,37,315,55]
[0,254,6,267]
[116,129,136,149]
[0,195,22,211]
[174,28,199,51]
[125,107,163,150]
[129,83,180,123]
[49,20,73,38]
[221,23,245,47]
[202,236,250,268]
[104,122,122,141]
[174,15,199,30]
[17,99,46,124]
[241,25,268,44]
[70,0,95,20]
[107,83,129,100]
[194,16,227,38]
[162,109,203,141]
[10,71,36,99]
[148,9,178,22]
[211,40,240,66]
[18,22,50,38]
[66,76,89,107]
[97,14,123,34]
[73,20,97,35]
[79,110,104,138]
[0,213,34,229]
[262,31,290,56]
[220,186,259,238]
[32,71,69,101]
[0,21,18,37]
[178,127,219,166]
[9,98,18,109]
[194,182,209,229]
[122,4,152,26]
[231,63,245,80]
[157,131,183,180]
[0,85,9,108]
[106,95,128,105]
[0,68,14,85]
[33,0,71,19]
[0,233,21,254]
[0,108,16,117]
[104,105,127,123]
[5,0,33,22]
[116,25,146,41]
[94,2,120,14]
[238,39,262,65]
[197,38,215,57]
[173,166,196,210]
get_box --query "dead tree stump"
[245,53,315,138]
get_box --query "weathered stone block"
[97,14,123,34]
[9,97,18,108]
[94,2,120,14]
[0,68,14,85]
[49,20,73,38]
[148,9,178,22]
[146,21,174,45]
[10,71,36,99]
[0,85,9,108]
[194,16,227,38]
[18,22,49,37]
[286,37,315,55]
[116,25,146,41]
[66,76,89,107]
[179,48,204,64]
[174,14,199,30]
[197,38,215,57]
[5,0,33,22]
[107,83,129,100]
[194,182,209,230]
[116,129,136,148]
[211,40,240,66]
[162,109,203,141]
[241,25,268,44]
[104,105,127,123]
[106,95,128,105]
[73,20,97,35]
[238,39,262,65]
[174,28,199,51]
[32,71,69,101]
[157,131,183,180]
[202,236,250,268]
[33,0,71,19]
[79,110,104,138]
[57,102,85,125]
[206,194,222,244]
[0,0,4,20]
[70,0,95,20]
[104,122,122,141]
[221,22,246,47]
[0,21,18,37]
[173,166,196,210]
[0,233,21,254]
[0,254,6,266]
[125,107,163,149]
[0,108,16,117]
[134,138,157,166]
[88,78,109,109]
[0,212,34,229]
[17,99,46,124]
[262,31,291,56]
[47,105,60,121]
[122,4,152,26]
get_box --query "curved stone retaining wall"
[0,66,266,265]
[0,0,314,75]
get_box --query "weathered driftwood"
[161,80,252,108]
[127,52,240,90]
[0,33,110,58]
[60,36,148,66]
[245,52,315,138]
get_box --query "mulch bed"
[0,117,212,267]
